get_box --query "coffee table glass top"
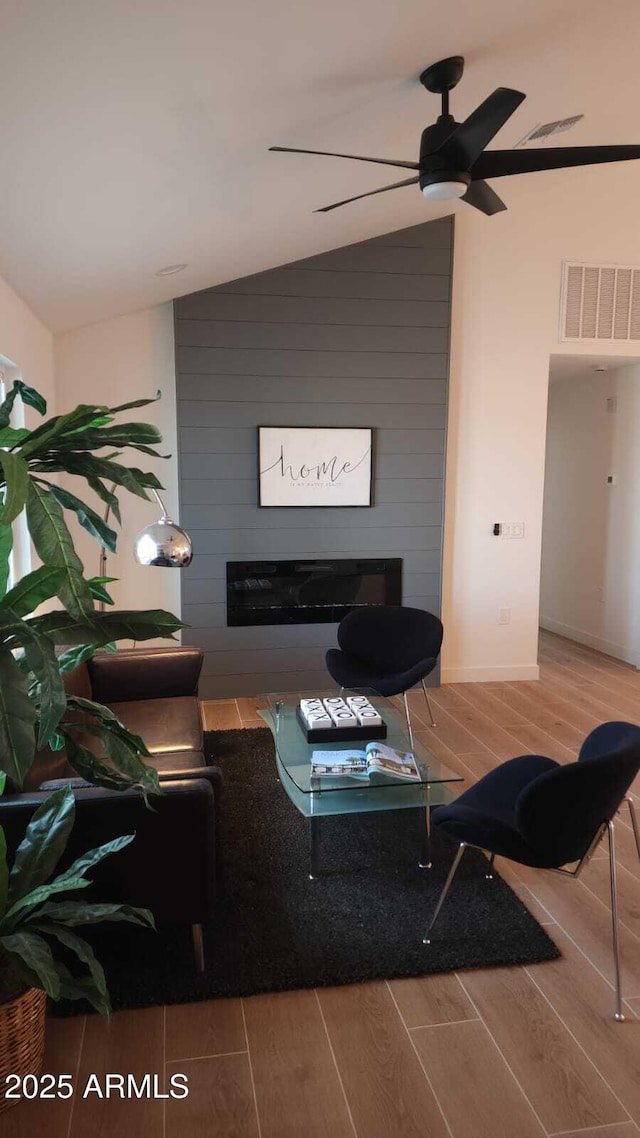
[259,690,463,818]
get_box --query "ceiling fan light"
[421,180,467,201]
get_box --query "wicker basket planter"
[0,987,46,1114]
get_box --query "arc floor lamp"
[99,485,193,606]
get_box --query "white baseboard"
[540,616,638,667]
[441,663,540,683]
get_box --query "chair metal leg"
[626,795,640,862]
[423,842,466,944]
[192,923,205,972]
[607,821,625,1022]
[421,678,437,728]
[402,690,414,748]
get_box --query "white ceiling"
[2,0,640,332]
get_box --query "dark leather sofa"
[1,646,220,969]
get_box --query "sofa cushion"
[107,695,203,758]
[88,647,203,702]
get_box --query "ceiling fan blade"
[473,144,640,179]
[437,88,526,168]
[314,176,419,213]
[269,146,419,170]
[462,179,507,215]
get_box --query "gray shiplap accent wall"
[174,217,453,698]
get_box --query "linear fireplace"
[226,558,402,627]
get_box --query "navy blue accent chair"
[425,720,640,1021]
[325,605,443,735]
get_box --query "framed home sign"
[257,426,373,508]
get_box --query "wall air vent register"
[560,261,640,342]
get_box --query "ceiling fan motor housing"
[419,168,470,190]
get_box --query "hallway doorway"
[539,353,640,668]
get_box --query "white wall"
[441,164,640,682]
[540,365,640,664]
[54,305,181,634]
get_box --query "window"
[0,357,32,592]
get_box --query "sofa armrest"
[39,764,224,796]
[88,646,203,703]
[0,778,217,927]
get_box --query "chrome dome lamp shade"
[133,489,193,568]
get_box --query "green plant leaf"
[0,427,30,447]
[110,393,160,413]
[0,771,5,796]
[54,834,135,884]
[56,643,100,674]
[26,482,95,618]
[62,734,138,793]
[18,404,111,459]
[0,647,37,787]
[33,899,155,928]
[0,523,13,600]
[0,451,29,525]
[0,566,67,618]
[2,877,91,927]
[29,608,185,645]
[51,453,163,500]
[63,723,159,799]
[7,787,76,905]
[47,484,118,552]
[15,382,47,417]
[0,381,46,428]
[19,627,68,748]
[0,385,20,429]
[59,422,163,453]
[0,823,8,919]
[0,931,61,998]
[32,924,107,1002]
[84,476,122,525]
[52,958,111,1017]
[78,726,159,799]
[87,578,114,606]
[65,696,154,760]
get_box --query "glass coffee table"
[259,690,463,878]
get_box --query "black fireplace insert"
[226,558,402,626]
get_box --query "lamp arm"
[151,486,170,518]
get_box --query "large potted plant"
[0,380,183,1107]
[0,778,154,1112]
[0,379,184,792]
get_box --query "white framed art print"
[257,426,373,507]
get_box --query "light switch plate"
[501,522,525,538]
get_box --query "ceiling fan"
[269,56,640,215]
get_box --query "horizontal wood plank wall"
[174,218,453,698]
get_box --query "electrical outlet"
[497,608,511,625]
[501,522,525,539]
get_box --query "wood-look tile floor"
[6,631,640,1138]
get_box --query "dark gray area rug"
[55,728,560,1014]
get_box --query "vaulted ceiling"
[1,0,639,331]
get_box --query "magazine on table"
[310,741,420,781]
